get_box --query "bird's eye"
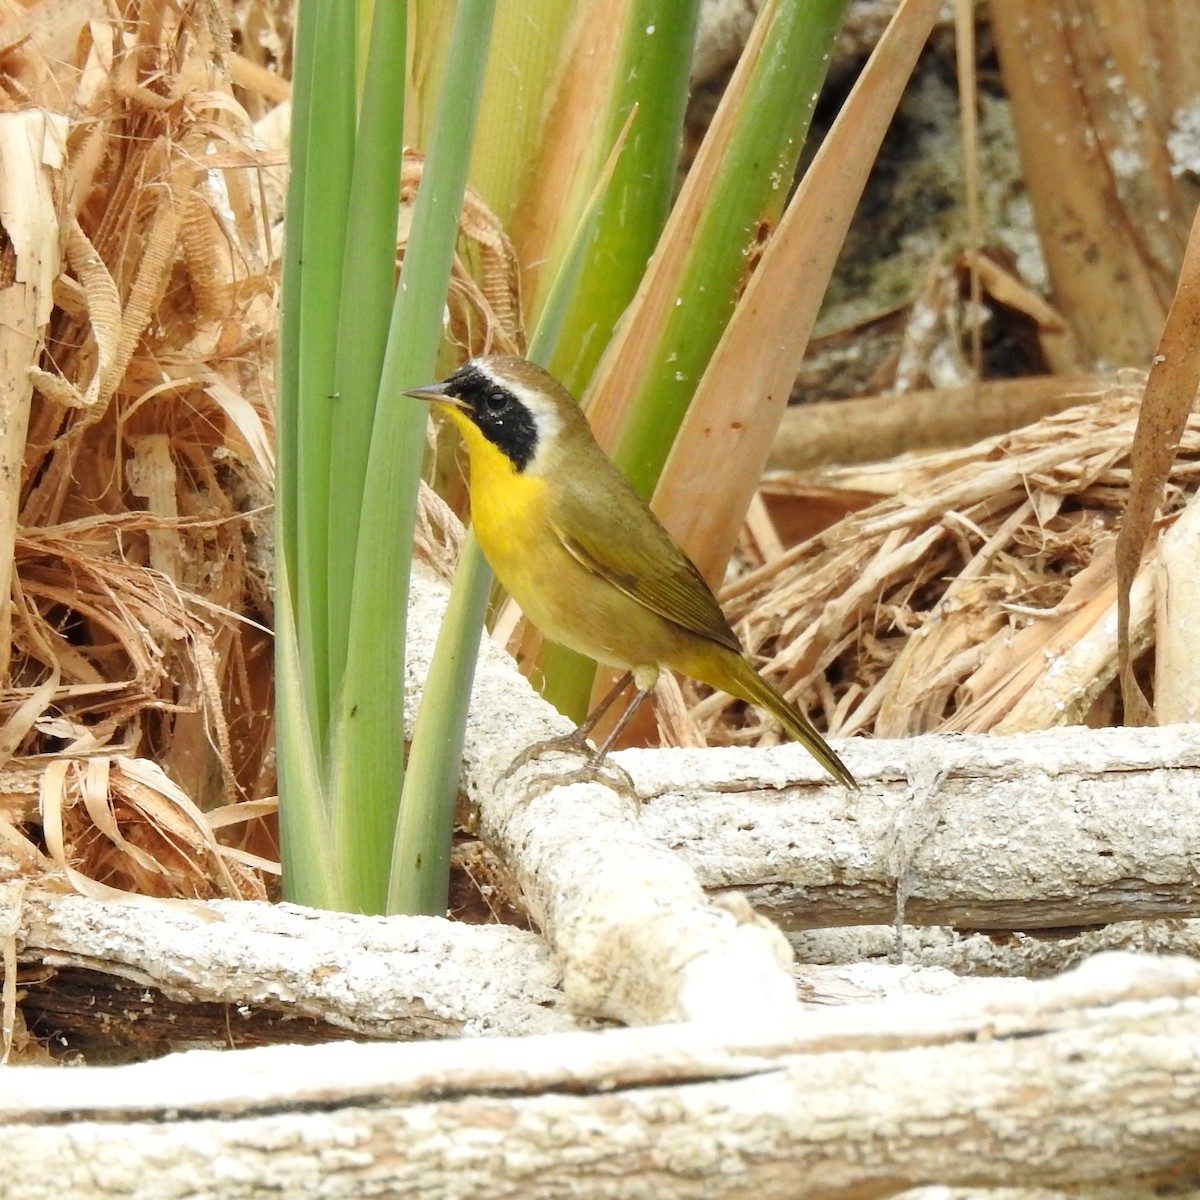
[484,390,509,412]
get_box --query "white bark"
[624,722,1200,929]
[793,916,1200,979]
[5,884,576,1041]
[1,953,1198,1199]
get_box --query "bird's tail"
[703,648,857,790]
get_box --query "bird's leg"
[569,671,638,746]
[587,685,653,768]
[499,672,636,782]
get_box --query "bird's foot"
[498,730,593,783]
[498,734,640,808]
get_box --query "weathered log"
[793,917,1200,981]
[410,564,802,1027]
[411,565,1200,1023]
[1,953,1197,1200]
[3,884,577,1053]
[625,722,1200,930]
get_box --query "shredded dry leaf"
[0,1,278,902]
[698,380,1200,747]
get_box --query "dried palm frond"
[0,0,279,900]
[697,380,1198,747]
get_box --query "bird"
[404,355,856,789]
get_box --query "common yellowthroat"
[405,356,856,789]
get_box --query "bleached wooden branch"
[794,916,1200,982]
[15,883,1130,1059]
[2,952,1198,1200]
[4,883,577,1042]
[625,722,1200,930]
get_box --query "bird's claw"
[497,731,594,784]
[498,737,640,809]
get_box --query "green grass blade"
[588,0,849,499]
[468,2,578,224]
[276,0,358,903]
[326,0,496,914]
[292,0,357,746]
[543,0,847,722]
[387,110,633,912]
[657,0,942,583]
[545,0,699,394]
[326,3,408,707]
[276,563,338,906]
[520,1,700,724]
[386,534,490,915]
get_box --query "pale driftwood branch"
[410,564,1200,1022]
[793,917,1200,982]
[767,374,1113,470]
[1,953,1198,1199]
[408,564,800,1027]
[4,883,576,1042]
[624,722,1200,930]
[14,884,1129,1060]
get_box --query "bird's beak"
[403,382,468,410]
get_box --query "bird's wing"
[552,502,743,655]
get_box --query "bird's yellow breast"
[441,405,551,584]
[439,397,723,676]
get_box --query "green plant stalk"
[275,1,314,566]
[610,0,849,499]
[406,0,461,146]
[655,0,942,585]
[467,0,700,727]
[543,0,699,395]
[326,3,408,708]
[277,0,357,902]
[292,0,357,749]
[386,532,489,915]
[387,142,628,914]
[528,0,700,723]
[276,561,338,907]
[357,0,376,90]
[324,0,496,913]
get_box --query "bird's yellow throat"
[437,401,549,564]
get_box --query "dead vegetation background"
[0,0,283,904]
[0,0,1196,947]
